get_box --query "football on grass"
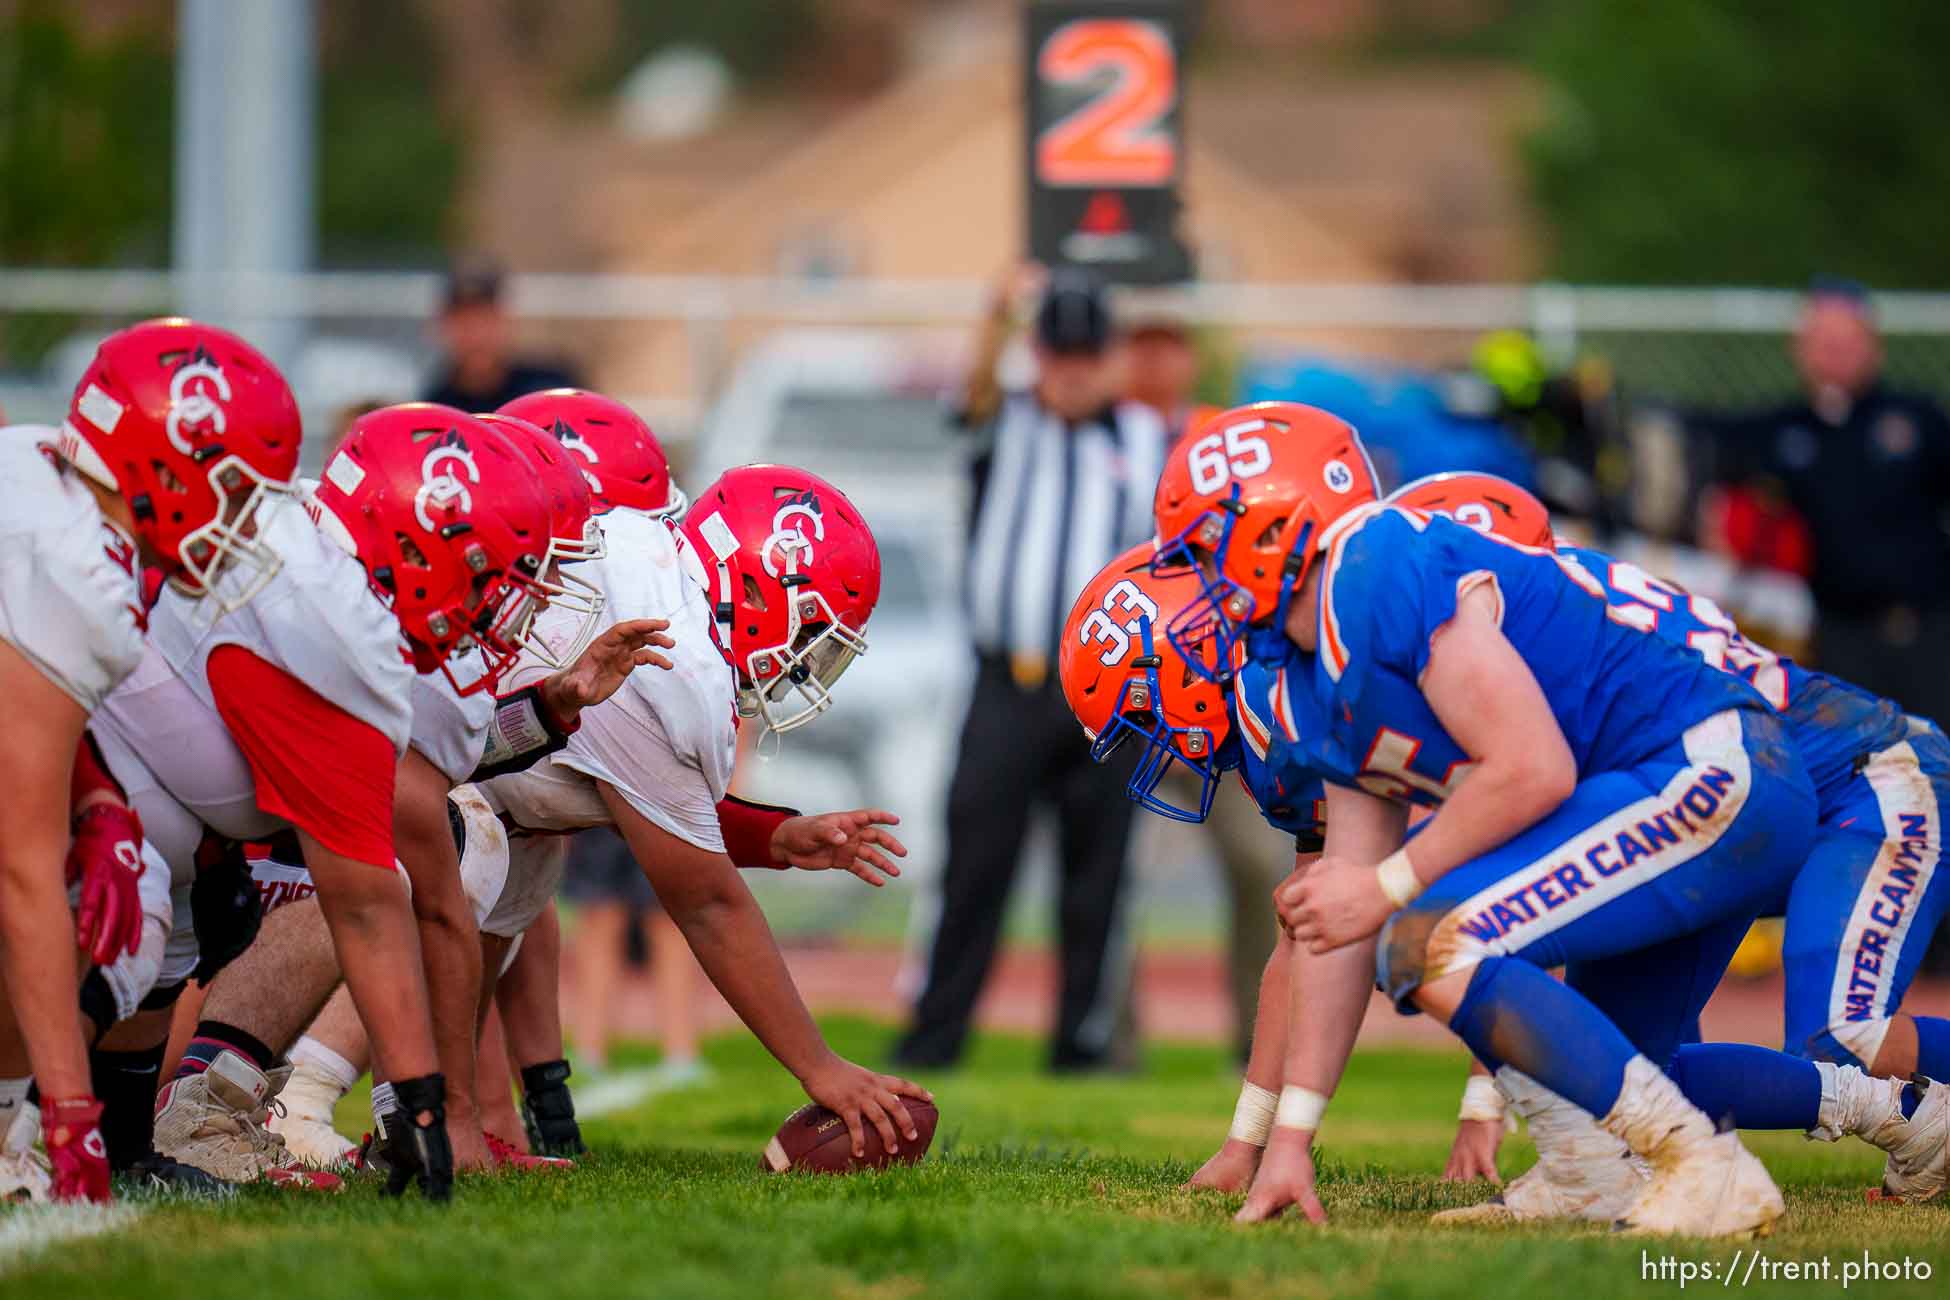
[761,1099,940,1173]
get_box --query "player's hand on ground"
[544,618,676,715]
[43,1097,112,1203]
[771,809,906,885]
[1235,1128,1325,1224]
[1279,854,1394,953]
[1441,1117,1505,1184]
[1185,1137,1262,1193]
[69,804,146,965]
[800,1055,934,1160]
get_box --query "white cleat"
[1868,1077,1948,1204]
[1433,1069,1648,1225]
[266,1108,357,1171]
[265,1059,357,1171]
[153,1050,341,1190]
[1616,1130,1784,1239]
[1434,1153,1647,1225]
[0,1105,51,1203]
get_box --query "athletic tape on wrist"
[1458,1074,1507,1123]
[1375,849,1424,909]
[1274,1085,1329,1133]
[1229,1082,1278,1146]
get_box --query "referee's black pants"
[896,654,1139,1069]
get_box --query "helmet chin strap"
[1269,519,1316,641]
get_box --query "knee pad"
[1375,901,1456,1010]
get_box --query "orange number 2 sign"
[1036,19,1177,188]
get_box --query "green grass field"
[5,1018,1947,1299]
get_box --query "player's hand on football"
[800,1055,934,1160]
[1441,1117,1505,1184]
[1185,1137,1262,1193]
[69,803,146,966]
[543,617,676,717]
[771,809,906,886]
[1235,1128,1326,1225]
[1278,854,1394,953]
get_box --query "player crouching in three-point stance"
[1169,401,1826,1237]
[0,319,299,1201]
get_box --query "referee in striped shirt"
[895,267,1166,1071]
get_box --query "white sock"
[1810,1061,1904,1143]
[1497,1067,1632,1169]
[1600,1055,1716,1160]
[287,1035,361,1093]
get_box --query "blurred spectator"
[562,828,706,1085]
[1472,330,1627,533]
[324,399,386,463]
[1715,279,1950,724]
[422,257,583,410]
[1118,314,1284,1063]
[894,266,1166,1072]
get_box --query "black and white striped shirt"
[960,392,1167,666]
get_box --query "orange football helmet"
[1060,544,1232,822]
[1151,402,1378,678]
[1389,471,1554,548]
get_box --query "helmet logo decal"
[414,435,481,531]
[551,418,598,462]
[761,491,825,578]
[1078,578,1160,666]
[1322,459,1355,494]
[164,352,232,454]
[1449,502,1494,534]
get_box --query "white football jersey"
[408,648,496,786]
[92,496,414,866]
[480,508,738,853]
[148,492,414,752]
[0,426,146,712]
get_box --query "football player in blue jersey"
[1389,472,1950,1213]
[1142,401,1823,1237]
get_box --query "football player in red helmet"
[1059,544,1232,822]
[1390,472,1555,550]
[474,412,608,668]
[498,388,685,517]
[1151,402,1379,678]
[0,319,301,1202]
[681,464,880,734]
[311,404,556,696]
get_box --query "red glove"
[43,1096,111,1203]
[70,803,146,966]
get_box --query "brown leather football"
[760,1099,940,1174]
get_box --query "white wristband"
[1458,1074,1507,1124]
[1375,849,1424,909]
[1274,1085,1329,1133]
[1229,1082,1277,1147]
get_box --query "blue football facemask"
[1150,489,1249,685]
[1087,614,1229,823]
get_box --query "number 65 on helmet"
[1151,402,1379,680]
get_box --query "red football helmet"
[497,389,684,517]
[475,412,607,666]
[1060,544,1232,823]
[58,318,302,610]
[310,404,554,694]
[1389,471,1554,549]
[680,464,879,733]
[1151,401,1379,678]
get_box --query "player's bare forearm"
[393,750,482,1123]
[1409,584,1576,885]
[0,669,91,1097]
[1285,795,1401,1101]
[1245,924,1298,1091]
[303,832,439,1083]
[596,782,833,1081]
[494,903,565,1069]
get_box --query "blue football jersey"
[1262,507,1766,807]
[1555,544,1908,811]
[1228,627,1328,841]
